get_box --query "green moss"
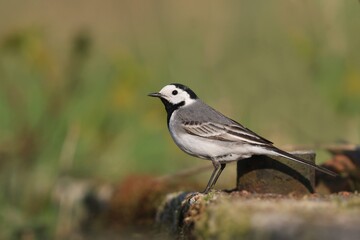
[195,200,252,240]
[157,192,360,239]
[342,194,360,209]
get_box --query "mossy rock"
[156,191,360,240]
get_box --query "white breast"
[168,111,264,162]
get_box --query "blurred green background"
[0,0,359,239]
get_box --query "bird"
[148,83,337,193]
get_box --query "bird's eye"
[172,90,178,95]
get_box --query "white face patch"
[158,85,196,106]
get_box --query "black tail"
[270,147,338,177]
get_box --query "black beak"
[148,92,163,98]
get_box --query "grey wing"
[229,119,273,144]
[181,121,273,145]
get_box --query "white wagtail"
[149,83,337,193]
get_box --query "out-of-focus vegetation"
[0,0,359,239]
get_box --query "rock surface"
[157,191,360,240]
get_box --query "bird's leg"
[210,163,226,189]
[202,160,226,194]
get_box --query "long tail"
[269,147,338,176]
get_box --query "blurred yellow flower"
[111,82,136,109]
[344,69,360,97]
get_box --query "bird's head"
[148,84,198,109]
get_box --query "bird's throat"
[160,98,185,126]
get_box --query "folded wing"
[182,121,273,145]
